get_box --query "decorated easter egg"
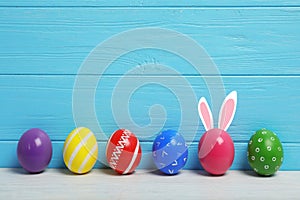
[106,129,142,175]
[17,128,53,173]
[63,127,98,174]
[152,130,188,175]
[198,128,234,175]
[247,129,284,176]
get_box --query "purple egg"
[17,128,52,173]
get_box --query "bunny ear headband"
[198,91,237,132]
[198,91,237,159]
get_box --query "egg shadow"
[148,169,183,176]
[10,168,50,175]
[190,169,228,177]
[193,170,213,177]
[55,168,79,176]
[242,170,276,178]
[100,168,137,176]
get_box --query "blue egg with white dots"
[152,130,188,175]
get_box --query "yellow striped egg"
[63,127,98,174]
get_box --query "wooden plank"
[0,8,299,75]
[0,75,299,142]
[1,141,298,170]
[0,0,299,7]
[1,169,300,200]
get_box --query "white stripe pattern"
[77,143,98,173]
[109,131,130,169]
[123,139,140,174]
[67,131,94,168]
[63,127,83,158]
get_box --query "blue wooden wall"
[0,1,300,171]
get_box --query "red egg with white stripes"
[106,129,142,175]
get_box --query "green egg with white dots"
[247,129,284,176]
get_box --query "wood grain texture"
[0,75,299,142]
[0,8,299,75]
[0,4,299,171]
[1,141,299,170]
[0,0,299,7]
[1,169,300,199]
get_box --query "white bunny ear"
[198,97,214,131]
[218,91,237,131]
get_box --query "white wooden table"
[0,168,299,199]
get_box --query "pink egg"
[197,91,237,175]
[198,128,234,175]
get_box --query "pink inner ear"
[200,102,212,130]
[220,99,234,130]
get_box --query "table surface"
[0,168,299,199]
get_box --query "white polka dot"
[258,138,263,143]
[267,146,272,151]
[278,147,282,151]
[275,166,279,170]
[255,147,260,153]
[272,157,276,162]
[262,131,267,135]
[281,157,283,162]
[264,165,269,169]
[254,168,258,172]
[251,156,255,161]
[249,140,253,145]
[260,157,265,162]
[270,137,275,141]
